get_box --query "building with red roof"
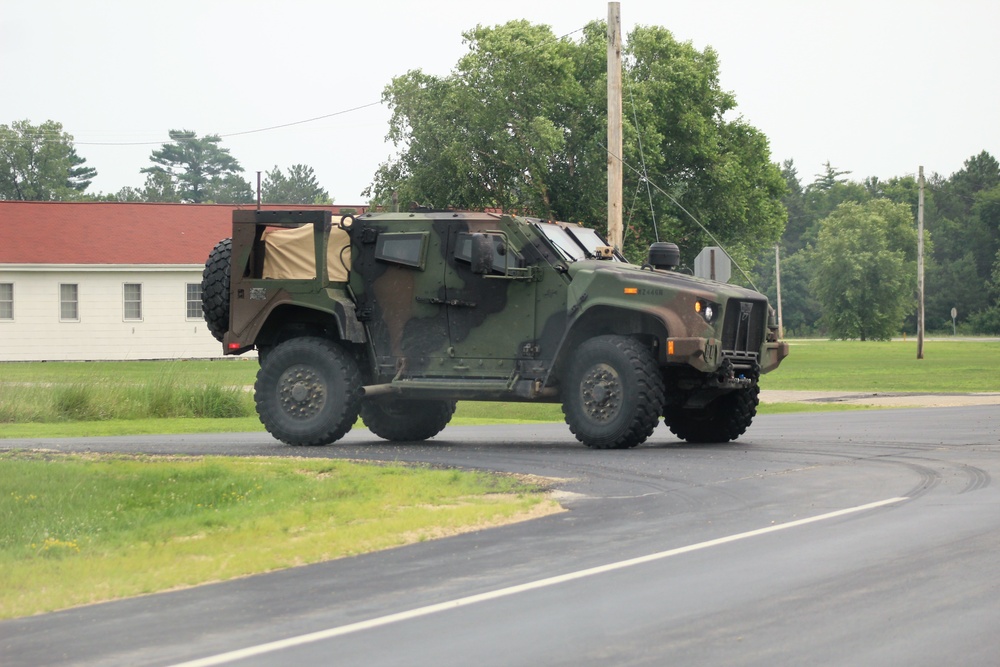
[0,201,366,361]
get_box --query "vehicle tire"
[202,238,231,343]
[254,337,362,446]
[665,386,759,443]
[360,398,456,441]
[562,335,665,449]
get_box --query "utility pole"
[607,2,623,251]
[917,166,925,359]
[775,244,784,339]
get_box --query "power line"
[2,101,385,147]
[73,101,385,146]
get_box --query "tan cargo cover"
[261,222,351,282]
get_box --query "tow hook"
[716,358,734,383]
[716,358,755,388]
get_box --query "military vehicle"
[202,208,787,449]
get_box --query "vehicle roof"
[358,210,582,228]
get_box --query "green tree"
[623,25,786,266]
[779,160,811,253]
[368,20,786,266]
[967,250,1000,333]
[924,153,1000,330]
[935,151,1000,222]
[811,200,918,340]
[370,21,583,219]
[141,130,251,203]
[754,247,823,337]
[261,164,332,204]
[926,252,989,329]
[0,119,96,200]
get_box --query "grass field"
[767,339,1000,392]
[0,451,556,619]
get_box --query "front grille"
[721,298,765,363]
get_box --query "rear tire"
[562,335,664,449]
[255,337,361,446]
[202,238,231,343]
[361,399,456,441]
[665,386,759,443]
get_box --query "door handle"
[416,297,476,308]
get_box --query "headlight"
[695,299,718,323]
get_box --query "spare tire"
[202,238,231,342]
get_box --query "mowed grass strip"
[0,451,558,619]
[767,340,1000,392]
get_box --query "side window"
[375,232,428,270]
[60,283,79,321]
[0,283,12,320]
[454,233,521,274]
[124,283,143,321]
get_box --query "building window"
[0,283,12,320]
[124,283,142,321]
[186,283,202,319]
[60,283,79,321]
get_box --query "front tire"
[665,386,759,443]
[562,335,664,449]
[254,337,361,446]
[361,399,456,441]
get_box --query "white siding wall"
[0,265,229,361]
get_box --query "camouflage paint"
[224,209,787,400]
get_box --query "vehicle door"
[442,217,539,378]
[351,219,451,380]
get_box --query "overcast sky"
[3,0,997,204]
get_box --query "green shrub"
[53,384,100,421]
[2,378,253,424]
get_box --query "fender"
[225,287,366,354]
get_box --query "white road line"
[171,496,908,667]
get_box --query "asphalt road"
[2,406,998,666]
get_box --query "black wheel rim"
[277,364,326,419]
[579,362,622,423]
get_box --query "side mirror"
[470,233,494,274]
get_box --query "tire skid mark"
[885,454,992,495]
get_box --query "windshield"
[567,226,618,260]
[535,223,586,261]
[534,222,619,262]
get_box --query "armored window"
[374,232,428,270]
[186,283,202,319]
[535,223,587,262]
[124,283,143,321]
[0,283,12,320]
[60,283,79,321]
[566,227,619,261]
[453,233,521,274]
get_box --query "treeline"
[0,120,331,205]
[753,153,1000,337]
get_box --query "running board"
[363,377,558,401]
